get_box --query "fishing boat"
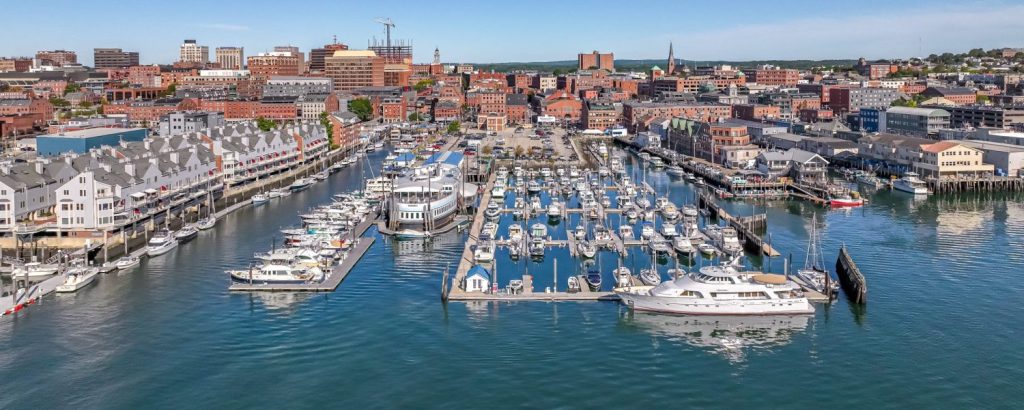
[252,193,269,205]
[228,264,323,284]
[174,224,199,243]
[10,262,60,279]
[615,264,815,315]
[289,177,315,192]
[797,218,839,296]
[115,256,141,270]
[673,236,695,255]
[55,266,100,293]
[830,191,865,208]
[697,243,717,256]
[146,230,179,256]
[530,223,548,238]
[614,266,633,288]
[639,268,661,286]
[892,172,930,195]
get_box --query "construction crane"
[374,17,395,50]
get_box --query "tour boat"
[639,268,662,286]
[673,236,695,255]
[830,192,865,208]
[615,264,815,315]
[252,193,269,205]
[11,262,60,279]
[228,264,323,284]
[174,224,199,243]
[146,230,179,256]
[115,256,141,270]
[892,172,930,195]
[55,266,100,293]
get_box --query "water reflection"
[620,312,809,363]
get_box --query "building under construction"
[368,39,413,87]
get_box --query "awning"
[130,192,147,199]
[144,188,158,194]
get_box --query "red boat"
[830,192,865,208]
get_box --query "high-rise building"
[93,48,140,69]
[309,40,349,72]
[35,50,78,67]
[324,50,384,91]
[179,39,209,64]
[247,52,301,83]
[215,47,244,70]
[578,51,614,72]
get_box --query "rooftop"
[39,127,145,139]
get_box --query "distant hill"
[473,59,859,73]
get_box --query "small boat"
[289,177,314,192]
[474,242,495,263]
[530,196,543,211]
[480,222,498,241]
[491,183,506,198]
[661,223,678,238]
[196,216,217,230]
[830,191,865,208]
[55,267,100,293]
[649,239,671,255]
[527,180,542,194]
[892,172,930,195]
[666,165,686,177]
[252,193,269,205]
[11,262,60,279]
[574,224,587,240]
[614,266,633,287]
[529,237,546,257]
[146,230,179,256]
[584,268,602,291]
[626,208,639,220]
[697,243,717,256]
[530,223,548,238]
[547,200,562,219]
[508,279,524,294]
[593,225,611,243]
[508,224,524,242]
[394,229,432,240]
[718,227,743,256]
[228,264,322,284]
[567,276,582,293]
[484,202,502,219]
[641,222,655,239]
[115,256,141,270]
[619,224,634,240]
[639,268,661,286]
[174,224,199,243]
[673,236,695,255]
[577,241,597,258]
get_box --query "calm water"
[1,149,1022,408]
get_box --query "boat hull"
[146,241,178,257]
[616,291,815,316]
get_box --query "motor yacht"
[174,224,199,243]
[55,266,100,293]
[146,230,179,257]
[228,264,323,284]
[892,172,930,195]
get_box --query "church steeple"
[667,42,677,76]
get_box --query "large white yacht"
[146,230,179,257]
[892,172,930,195]
[386,153,475,232]
[615,264,814,315]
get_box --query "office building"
[215,47,244,70]
[578,51,614,71]
[179,39,209,64]
[324,50,384,91]
[35,50,78,67]
[94,48,139,69]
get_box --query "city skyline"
[4,0,1024,66]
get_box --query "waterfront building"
[961,140,1024,176]
[37,128,148,156]
[913,141,993,178]
[0,159,79,231]
[881,107,950,136]
[755,148,829,183]
[937,105,1024,129]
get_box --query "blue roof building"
[36,127,148,156]
[424,151,465,168]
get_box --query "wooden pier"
[835,245,867,304]
[228,215,378,292]
[698,192,780,257]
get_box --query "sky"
[4,0,1024,66]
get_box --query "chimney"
[170,151,179,163]
[125,162,135,177]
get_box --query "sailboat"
[797,216,838,296]
[197,179,217,230]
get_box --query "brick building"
[733,104,781,121]
[581,100,619,131]
[35,50,77,67]
[324,50,384,91]
[577,51,614,71]
[748,67,800,86]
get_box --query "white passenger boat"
[146,230,179,256]
[615,264,815,315]
[892,172,930,195]
[55,266,100,293]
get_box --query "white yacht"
[547,199,562,219]
[530,223,548,238]
[508,224,524,243]
[577,241,597,258]
[491,181,506,199]
[615,264,815,315]
[892,172,930,195]
[641,222,655,239]
[474,242,495,263]
[11,262,60,279]
[228,264,323,284]
[673,236,695,255]
[146,230,179,257]
[115,256,141,270]
[55,266,100,293]
[661,223,678,238]
[388,159,471,231]
[718,227,743,255]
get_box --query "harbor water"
[1,149,1022,408]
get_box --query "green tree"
[63,83,81,96]
[552,68,564,76]
[319,112,337,150]
[255,117,276,131]
[160,83,177,97]
[408,112,424,121]
[976,94,990,104]
[49,96,70,108]
[413,79,434,92]
[78,101,93,109]
[447,121,461,134]
[347,98,373,121]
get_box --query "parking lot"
[453,125,584,164]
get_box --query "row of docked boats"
[227,190,375,284]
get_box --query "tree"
[976,94,990,104]
[48,96,70,108]
[319,112,337,150]
[63,83,81,96]
[552,68,564,76]
[160,83,177,97]
[413,79,434,92]
[78,101,93,109]
[447,121,461,134]
[348,98,373,121]
[255,117,276,132]
[514,145,525,158]
[408,112,424,121]
[481,145,493,155]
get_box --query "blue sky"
[5,0,1024,65]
